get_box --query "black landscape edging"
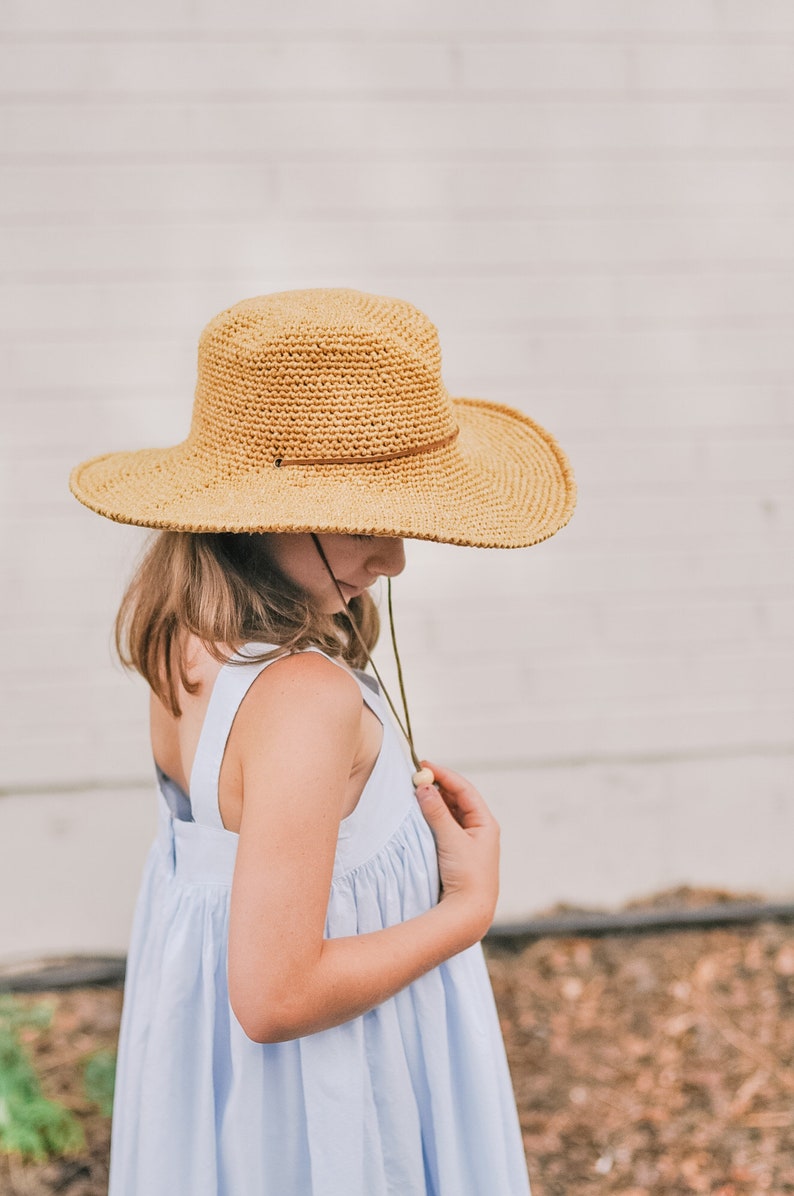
[488,900,794,944]
[2,901,794,991]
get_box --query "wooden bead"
[412,767,435,788]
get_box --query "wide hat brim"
[69,396,576,549]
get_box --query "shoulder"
[234,649,364,736]
[228,650,365,799]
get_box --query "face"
[260,533,406,614]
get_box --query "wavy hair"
[115,531,380,716]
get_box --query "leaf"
[82,1050,116,1119]
[0,997,84,1161]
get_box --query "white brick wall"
[2,1,793,959]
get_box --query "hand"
[415,761,500,939]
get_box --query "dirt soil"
[2,887,793,1196]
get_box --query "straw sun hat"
[70,288,576,548]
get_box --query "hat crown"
[190,288,457,467]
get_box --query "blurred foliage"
[0,996,84,1161]
[82,1049,116,1119]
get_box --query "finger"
[414,783,462,836]
[421,761,492,829]
[421,760,470,794]
[422,761,477,811]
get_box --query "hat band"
[272,427,459,469]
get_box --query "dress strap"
[188,647,281,830]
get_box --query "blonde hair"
[115,531,380,716]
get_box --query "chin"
[318,598,347,616]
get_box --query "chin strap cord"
[310,534,430,783]
[386,577,415,758]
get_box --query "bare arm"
[226,653,499,1044]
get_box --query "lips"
[337,580,368,597]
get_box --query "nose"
[367,537,405,579]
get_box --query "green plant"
[82,1048,116,1118]
[0,996,84,1161]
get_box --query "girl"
[70,288,575,1196]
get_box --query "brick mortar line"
[6,320,794,343]
[5,268,794,285]
[4,209,794,225]
[3,31,794,45]
[4,150,794,163]
[4,92,793,105]
[3,741,793,799]
[3,90,792,102]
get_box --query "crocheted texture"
[70,288,577,548]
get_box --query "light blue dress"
[109,645,532,1196]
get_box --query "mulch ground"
[2,887,793,1196]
